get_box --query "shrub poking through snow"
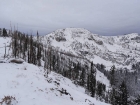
[0,96,18,105]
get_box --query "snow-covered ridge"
[41,28,140,70]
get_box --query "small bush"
[0,96,18,105]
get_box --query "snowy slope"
[40,28,140,70]
[0,38,110,105]
[0,62,110,105]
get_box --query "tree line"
[96,63,140,105]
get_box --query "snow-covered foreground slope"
[0,37,110,105]
[0,61,110,105]
[41,28,140,70]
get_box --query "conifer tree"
[110,65,115,86]
[90,74,96,97]
[49,47,52,71]
[86,74,90,94]
[14,31,17,58]
[90,62,96,97]
[37,44,41,66]
[44,57,48,78]
[29,35,33,63]
[37,31,39,42]
[80,68,85,86]
[3,28,7,37]
[28,50,30,63]
[52,54,56,70]
[119,81,128,105]
[110,88,116,105]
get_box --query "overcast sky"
[0,0,140,36]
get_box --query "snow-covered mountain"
[0,37,110,105]
[41,28,140,70]
[1,27,139,104]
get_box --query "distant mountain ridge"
[40,28,140,71]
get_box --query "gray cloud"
[0,0,140,35]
